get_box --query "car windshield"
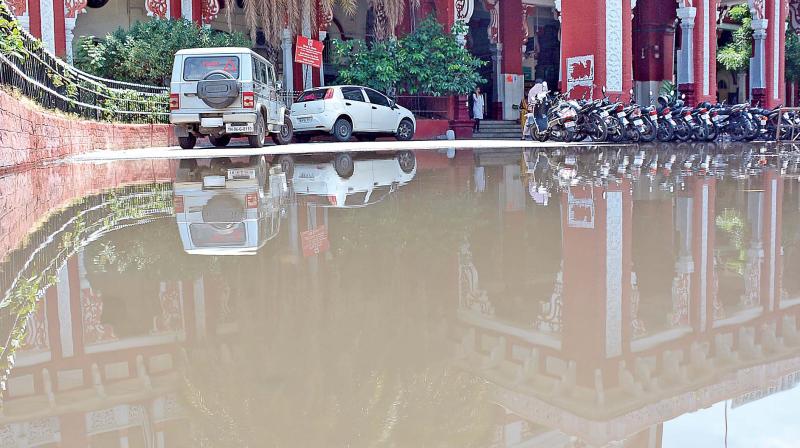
[296,89,330,102]
[183,56,240,81]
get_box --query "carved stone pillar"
[676,7,696,103]
[751,18,768,105]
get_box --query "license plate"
[600,111,609,117]
[227,168,256,180]
[565,121,575,128]
[226,123,254,133]
[684,116,693,122]
[617,112,626,117]
[634,119,643,126]
[298,117,312,123]
[760,117,768,123]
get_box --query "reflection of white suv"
[169,47,293,149]
[292,151,416,207]
[174,156,288,255]
[290,86,416,142]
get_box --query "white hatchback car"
[290,86,416,142]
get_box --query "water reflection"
[0,145,798,447]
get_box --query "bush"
[0,0,25,60]
[75,19,250,86]
[333,16,485,96]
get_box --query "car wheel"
[333,118,353,142]
[272,114,293,145]
[294,134,311,143]
[276,154,295,179]
[395,119,414,141]
[396,150,416,174]
[248,113,266,148]
[333,152,354,178]
[178,135,197,149]
[209,135,231,147]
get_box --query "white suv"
[290,85,416,142]
[169,47,293,149]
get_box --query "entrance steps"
[473,120,523,140]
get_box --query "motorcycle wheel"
[729,123,747,142]
[657,120,675,142]
[674,121,692,141]
[626,126,641,142]
[692,122,709,141]
[639,117,657,143]
[588,113,609,142]
[705,122,718,141]
[529,125,548,142]
[743,118,757,141]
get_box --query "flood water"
[0,144,799,447]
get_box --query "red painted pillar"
[53,0,66,57]
[561,0,633,100]
[29,0,42,38]
[692,1,716,104]
[191,0,202,24]
[632,0,676,99]
[765,0,787,108]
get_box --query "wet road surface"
[1,144,800,447]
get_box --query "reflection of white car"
[290,85,416,142]
[174,156,288,255]
[292,151,416,207]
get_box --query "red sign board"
[301,225,330,257]
[294,36,324,68]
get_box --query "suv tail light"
[174,195,184,213]
[169,93,179,111]
[324,89,334,100]
[245,192,258,209]
[243,91,255,109]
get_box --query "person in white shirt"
[471,87,485,133]
[528,79,548,105]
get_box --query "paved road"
[66,139,614,162]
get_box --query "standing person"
[520,90,529,140]
[472,87,485,133]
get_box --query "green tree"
[787,28,800,81]
[0,0,26,60]
[333,16,485,96]
[717,5,752,73]
[75,19,250,86]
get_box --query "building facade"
[6,0,800,120]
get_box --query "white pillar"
[318,30,327,87]
[181,0,193,20]
[65,17,77,63]
[16,15,30,33]
[676,7,696,86]
[282,28,294,93]
[40,0,56,54]
[750,19,768,93]
[301,0,312,90]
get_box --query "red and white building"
[6,0,800,129]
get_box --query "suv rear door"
[177,54,243,110]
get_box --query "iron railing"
[395,95,450,120]
[0,3,168,123]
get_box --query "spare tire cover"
[197,73,241,109]
[202,195,245,223]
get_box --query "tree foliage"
[333,17,485,96]
[787,28,800,81]
[0,0,26,60]
[75,19,250,86]
[717,5,752,73]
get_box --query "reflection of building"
[456,164,799,447]
[1,252,190,446]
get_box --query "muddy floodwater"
[0,144,799,447]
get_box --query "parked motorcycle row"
[524,88,799,143]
